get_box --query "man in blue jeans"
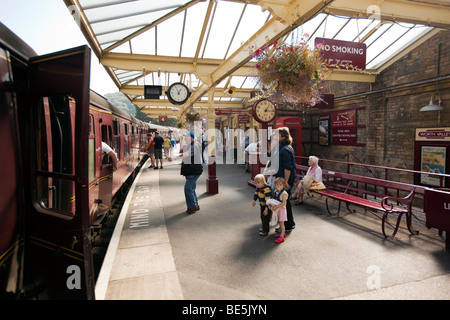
[180,132,203,214]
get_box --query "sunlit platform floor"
[96,157,450,300]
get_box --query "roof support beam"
[181,0,336,113]
[122,85,256,98]
[325,0,450,29]
[100,53,257,78]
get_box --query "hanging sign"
[215,108,250,116]
[238,115,250,123]
[315,37,366,70]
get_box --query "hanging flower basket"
[252,40,329,108]
[185,111,201,123]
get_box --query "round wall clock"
[166,82,191,105]
[252,99,277,123]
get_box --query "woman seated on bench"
[293,155,325,204]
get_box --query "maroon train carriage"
[0,23,151,299]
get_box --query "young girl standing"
[270,177,289,243]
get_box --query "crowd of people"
[141,127,324,244]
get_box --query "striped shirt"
[253,184,273,208]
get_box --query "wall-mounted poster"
[319,117,330,146]
[420,146,447,187]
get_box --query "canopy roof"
[63,0,450,117]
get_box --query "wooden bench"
[295,165,419,238]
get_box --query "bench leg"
[405,212,419,236]
[382,212,403,238]
[382,212,419,238]
[325,198,342,216]
[345,202,356,214]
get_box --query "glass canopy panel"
[81,0,189,23]
[89,10,172,36]
[202,1,245,59]
[130,29,156,55]
[97,27,142,46]
[181,1,209,58]
[225,4,271,60]
[323,15,353,39]
[157,11,185,56]
[367,26,434,69]
[334,18,370,42]
[365,23,409,64]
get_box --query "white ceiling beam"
[181,0,335,114]
[101,53,257,78]
[121,85,256,98]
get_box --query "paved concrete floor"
[157,159,450,300]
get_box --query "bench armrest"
[381,188,416,211]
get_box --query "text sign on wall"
[332,109,356,127]
[331,109,357,145]
[416,128,450,141]
[332,127,357,145]
[315,37,366,70]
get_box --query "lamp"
[420,95,443,112]
[420,42,444,114]
[170,107,180,111]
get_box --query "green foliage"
[104,92,177,127]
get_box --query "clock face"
[254,99,276,123]
[167,82,191,105]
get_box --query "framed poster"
[318,117,330,146]
[420,146,447,187]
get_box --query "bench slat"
[313,189,408,213]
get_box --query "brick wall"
[297,29,450,182]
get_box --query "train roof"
[0,22,37,63]
[90,90,150,129]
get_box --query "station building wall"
[301,29,450,182]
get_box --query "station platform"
[95,156,450,300]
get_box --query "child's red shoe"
[275,237,285,243]
[275,233,286,238]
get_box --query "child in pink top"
[269,177,289,243]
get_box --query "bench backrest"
[296,164,421,198]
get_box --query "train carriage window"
[35,96,75,215]
[112,119,121,160]
[124,123,129,158]
[101,125,114,166]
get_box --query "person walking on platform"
[163,135,171,160]
[269,127,297,232]
[180,132,203,214]
[153,131,165,169]
[145,133,156,169]
[252,174,273,236]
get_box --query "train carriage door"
[0,47,25,298]
[26,46,94,299]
